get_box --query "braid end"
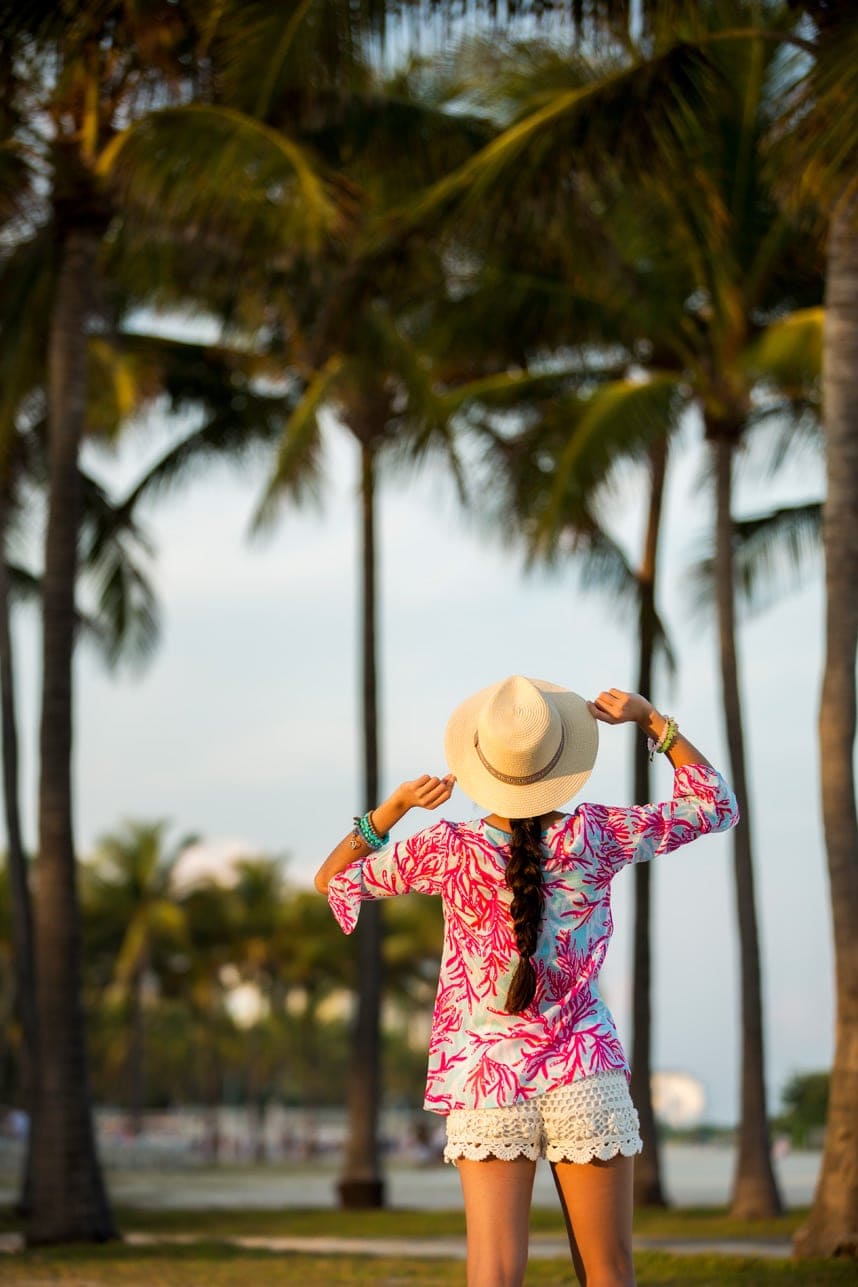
[505,956,537,1014]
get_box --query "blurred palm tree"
[0,231,250,1214]
[407,3,825,1216]
[175,876,241,1161]
[228,856,293,1160]
[101,31,496,1202]
[0,0,356,1240]
[0,0,707,1219]
[82,821,191,1135]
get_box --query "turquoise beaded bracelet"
[353,811,389,850]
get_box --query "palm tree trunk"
[128,956,146,1137]
[793,196,858,1260]
[338,437,385,1208]
[0,496,38,1216]
[27,225,116,1245]
[630,439,669,1208]
[710,427,782,1220]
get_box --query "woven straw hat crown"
[444,675,598,818]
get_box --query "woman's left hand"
[396,774,456,813]
[315,774,455,894]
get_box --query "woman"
[315,677,739,1287]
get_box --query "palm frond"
[395,39,718,244]
[0,227,57,435]
[252,355,343,530]
[78,471,161,672]
[118,336,293,511]
[305,76,494,207]
[86,336,165,441]
[687,499,823,617]
[743,307,823,399]
[0,138,35,224]
[769,12,858,216]
[99,104,350,261]
[533,373,686,550]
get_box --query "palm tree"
[82,822,190,1134]
[0,224,188,1213]
[0,0,351,1240]
[768,0,858,1258]
[227,856,292,1160]
[477,379,679,1206]
[407,7,827,1215]
[99,33,497,1203]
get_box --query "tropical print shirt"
[327,763,739,1113]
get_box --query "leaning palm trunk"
[338,434,385,1208]
[793,197,858,1260]
[710,427,782,1220]
[630,439,669,1208]
[28,224,116,1245]
[0,496,38,1216]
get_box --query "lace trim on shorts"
[444,1070,642,1166]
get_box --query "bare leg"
[457,1157,536,1287]
[550,1154,636,1287]
[551,1163,588,1284]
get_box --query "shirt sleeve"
[326,820,450,935]
[580,763,739,879]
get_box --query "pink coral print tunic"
[328,763,739,1114]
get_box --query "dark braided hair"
[504,816,545,1014]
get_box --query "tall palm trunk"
[630,439,669,1208]
[338,435,385,1208]
[0,495,38,1216]
[793,198,858,1260]
[28,223,116,1245]
[710,425,782,1219]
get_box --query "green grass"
[0,1202,831,1285]
[0,1202,805,1242]
[0,1244,854,1286]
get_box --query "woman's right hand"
[588,689,655,729]
[588,689,714,770]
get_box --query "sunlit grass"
[0,1202,808,1241]
[1,1198,829,1285]
[1,1243,854,1286]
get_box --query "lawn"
[1,1242,855,1286]
[1,1204,853,1286]
[0,1201,808,1241]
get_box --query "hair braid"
[504,816,545,1014]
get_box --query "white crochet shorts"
[444,1070,643,1166]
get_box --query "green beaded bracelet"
[661,719,679,756]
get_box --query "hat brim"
[444,678,598,819]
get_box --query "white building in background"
[651,1070,706,1129]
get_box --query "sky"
[11,389,835,1127]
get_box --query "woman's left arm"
[314,773,455,894]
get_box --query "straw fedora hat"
[444,675,598,819]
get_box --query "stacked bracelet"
[352,811,390,851]
[647,716,679,762]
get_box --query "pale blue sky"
[11,394,832,1126]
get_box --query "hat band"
[473,726,566,787]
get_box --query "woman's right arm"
[589,689,712,769]
[584,688,738,872]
